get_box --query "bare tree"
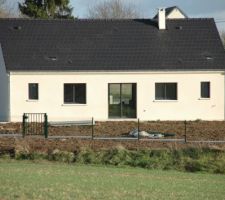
[88,0,139,19]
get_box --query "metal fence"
[22,113,48,138]
[0,114,222,142]
[47,118,225,142]
[47,118,189,142]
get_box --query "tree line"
[0,0,139,19]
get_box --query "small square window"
[28,83,39,100]
[201,82,210,98]
[155,83,177,100]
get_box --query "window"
[64,84,86,104]
[108,83,137,118]
[201,82,210,98]
[28,83,39,100]
[155,83,177,100]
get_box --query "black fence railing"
[22,113,48,138]
[48,118,187,142]
[18,115,225,142]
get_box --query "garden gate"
[22,113,48,138]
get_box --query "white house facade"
[0,8,225,122]
[8,71,225,122]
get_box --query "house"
[153,6,188,19]
[0,8,225,122]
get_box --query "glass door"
[121,84,136,118]
[109,84,121,118]
[109,83,136,118]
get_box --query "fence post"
[138,118,140,140]
[44,114,48,139]
[184,120,187,143]
[22,113,26,138]
[92,117,94,140]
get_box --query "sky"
[71,0,225,32]
[8,0,225,32]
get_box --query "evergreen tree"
[19,0,73,19]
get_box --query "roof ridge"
[0,17,215,23]
[0,18,149,21]
[167,18,214,20]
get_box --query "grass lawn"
[0,160,224,200]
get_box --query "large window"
[201,82,210,98]
[64,84,86,104]
[155,83,177,100]
[28,83,39,100]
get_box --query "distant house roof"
[153,6,188,19]
[0,18,224,71]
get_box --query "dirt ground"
[0,121,225,153]
[1,121,225,141]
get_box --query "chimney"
[158,8,166,30]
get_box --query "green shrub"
[100,149,132,166]
[76,149,96,164]
[212,161,225,174]
[0,154,11,160]
[3,147,225,174]
[184,160,203,172]
[15,151,47,160]
[182,148,202,159]
[137,155,151,168]
[48,149,75,163]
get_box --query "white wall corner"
[0,43,10,122]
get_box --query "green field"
[0,161,225,200]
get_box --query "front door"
[108,83,136,118]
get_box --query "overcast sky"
[10,0,225,32]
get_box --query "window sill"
[26,99,39,102]
[153,100,178,102]
[198,98,210,100]
[61,103,87,106]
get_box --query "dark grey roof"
[0,18,225,71]
[153,6,188,19]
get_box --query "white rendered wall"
[9,71,225,122]
[167,9,186,19]
[158,8,166,30]
[0,44,9,122]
